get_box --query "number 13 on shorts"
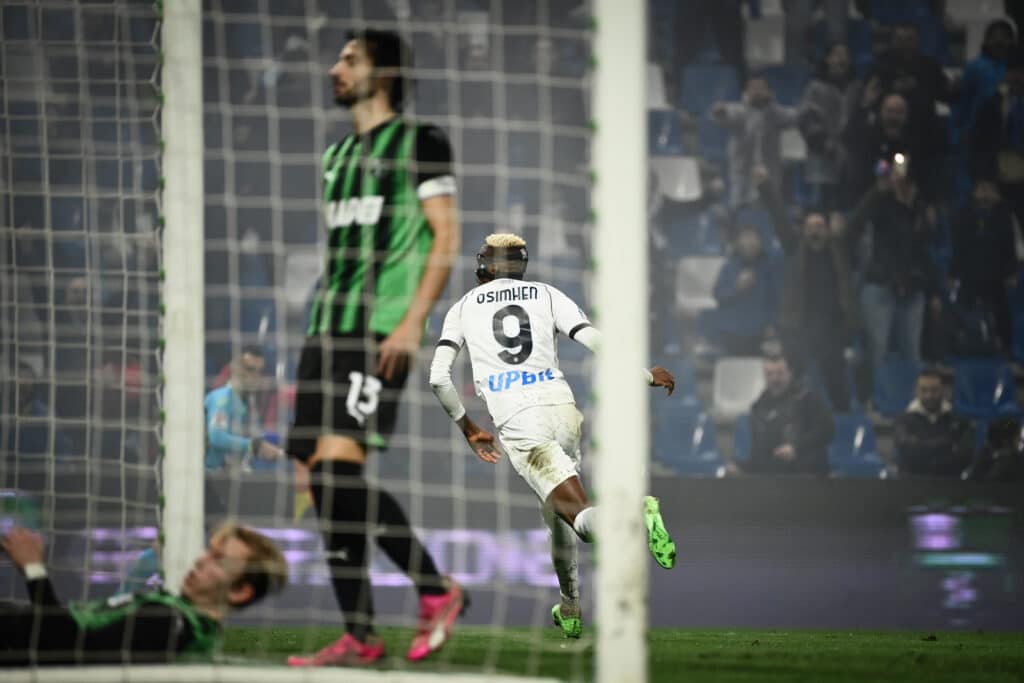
[346,371,382,425]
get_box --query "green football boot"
[551,604,582,639]
[643,495,676,569]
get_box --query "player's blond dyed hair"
[485,233,527,249]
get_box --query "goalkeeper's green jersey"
[68,588,221,658]
[307,116,455,338]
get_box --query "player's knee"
[313,435,367,465]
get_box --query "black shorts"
[286,335,409,461]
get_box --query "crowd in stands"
[648,0,1024,480]
[4,2,1022,484]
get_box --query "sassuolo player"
[429,234,677,639]
[286,29,462,667]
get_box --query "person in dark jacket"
[893,368,974,477]
[864,23,952,152]
[847,159,937,385]
[758,170,858,410]
[842,91,941,207]
[949,178,1019,352]
[734,352,835,476]
[970,51,1024,240]
[963,416,1024,482]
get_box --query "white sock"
[543,503,579,607]
[572,506,597,543]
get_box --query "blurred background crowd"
[3,0,1024,488]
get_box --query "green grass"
[223,626,1024,682]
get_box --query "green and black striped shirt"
[308,116,455,338]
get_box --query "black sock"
[372,486,447,596]
[312,461,447,638]
[310,461,374,642]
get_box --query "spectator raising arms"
[711,73,801,208]
[800,41,859,210]
[758,169,858,411]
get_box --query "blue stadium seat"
[652,403,721,476]
[757,64,810,107]
[829,412,885,478]
[868,0,931,25]
[951,359,1018,419]
[846,19,875,77]
[680,64,740,116]
[734,205,775,244]
[698,118,729,163]
[649,109,685,156]
[666,209,724,258]
[873,357,922,416]
[732,412,752,463]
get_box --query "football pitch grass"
[224,626,1024,682]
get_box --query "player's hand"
[1,527,45,570]
[773,443,796,462]
[377,320,423,381]
[649,366,675,396]
[258,440,285,460]
[466,429,501,463]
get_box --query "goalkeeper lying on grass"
[0,522,286,665]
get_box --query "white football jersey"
[436,278,592,426]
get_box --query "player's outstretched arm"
[648,366,675,395]
[572,325,674,394]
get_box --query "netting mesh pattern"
[1,0,162,597]
[200,0,595,640]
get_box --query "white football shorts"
[497,403,583,501]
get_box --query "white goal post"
[160,0,206,592]
[592,2,649,683]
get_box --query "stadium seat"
[734,205,775,244]
[946,0,1004,21]
[712,356,765,421]
[675,256,725,313]
[651,156,702,202]
[732,412,752,463]
[845,19,875,77]
[680,64,740,116]
[698,117,730,163]
[951,359,1018,419]
[872,357,922,417]
[828,412,885,478]
[744,15,786,67]
[758,64,810,107]
[666,208,725,258]
[648,63,670,109]
[649,110,685,156]
[283,250,321,315]
[780,128,807,162]
[652,402,721,476]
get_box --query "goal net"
[1,1,647,681]
[1,0,164,601]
